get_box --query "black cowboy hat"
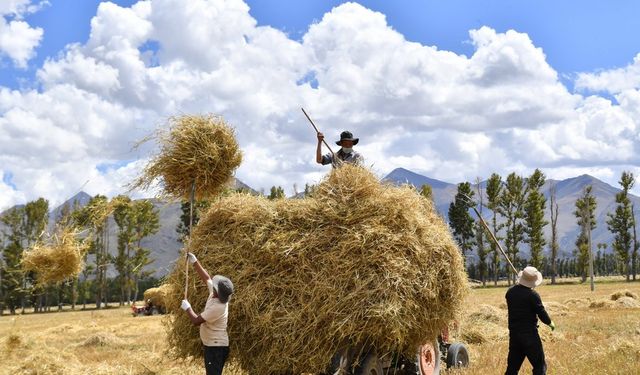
[335,130,359,145]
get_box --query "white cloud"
[575,53,640,94]
[2,0,640,210]
[0,0,45,68]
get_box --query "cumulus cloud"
[1,0,640,211]
[0,0,45,68]
[575,53,640,94]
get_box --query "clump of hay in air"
[164,165,469,374]
[22,227,89,285]
[611,289,639,301]
[132,114,242,200]
[143,284,171,309]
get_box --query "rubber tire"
[151,307,159,315]
[354,352,384,375]
[445,342,469,368]
[417,341,440,375]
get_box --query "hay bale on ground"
[21,227,88,285]
[589,300,614,309]
[615,296,640,308]
[164,165,468,374]
[143,284,171,309]
[611,289,639,301]
[467,304,504,323]
[79,332,125,347]
[132,114,242,200]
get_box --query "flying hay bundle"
[22,227,89,284]
[164,165,468,374]
[132,114,242,200]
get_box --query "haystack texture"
[165,165,468,374]
[21,227,88,284]
[143,284,170,308]
[133,114,242,200]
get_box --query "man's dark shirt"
[505,284,552,333]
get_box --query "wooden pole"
[301,107,338,160]
[461,193,518,275]
[185,180,196,300]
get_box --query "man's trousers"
[505,330,546,375]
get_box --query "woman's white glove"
[180,299,192,311]
[187,252,197,264]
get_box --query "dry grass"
[132,114,242,200]
[1,281,639,374]
[164,165,468,374]
[21,226,89,285]
[455,281,640,375]
[143,284,170,309]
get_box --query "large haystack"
[21,227,88,285]
[143,284,170,309]
[132,114,242,200]
[164,165,468,374]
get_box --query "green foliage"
[268,186,286,200]
[1,207,25,314]
[573,185,597,282]
[419,184,433,201]
[448,182,475,263]
[177,199,211,242]
[498,172,526,282]
[524,169,548,270]
[607,171,635,281]
[485,173,503,285]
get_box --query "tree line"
[446,170,639,285]
[0,195,161,315]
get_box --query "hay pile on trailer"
[132,114,242,200]
[164,165,468,374]
[22,227,89,284]
[143,284,171,309]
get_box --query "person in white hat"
[505,266,555,375]
[180,252,234,375]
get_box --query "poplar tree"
[607,171,635,281]
[268,186,285,200]
[524,169,547,270]
[549,183,560,284]
[574,185,597,283]
[73,195,110,308]
[449,182,475,265]
[498,173,526,284]
[486,173,503,285]
[474,178,488,286]
[1,207,25,314]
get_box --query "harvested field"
[0,281,639,374]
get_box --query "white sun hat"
[517,266,543,288]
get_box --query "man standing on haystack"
[316,130,364,167]
[505,266,555,375]
[181,252,234,375]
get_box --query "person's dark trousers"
[203,346,230,375]
[505,330,546,375]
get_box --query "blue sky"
[3,0,640,90]
[1,0,640,208]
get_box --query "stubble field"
[1,279,639,375]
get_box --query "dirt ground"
[1,279,639,374]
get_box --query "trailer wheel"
[354,352,384,375]
[417,341,440,375]
[445,342,469,368]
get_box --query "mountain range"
[2,169,638,277]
